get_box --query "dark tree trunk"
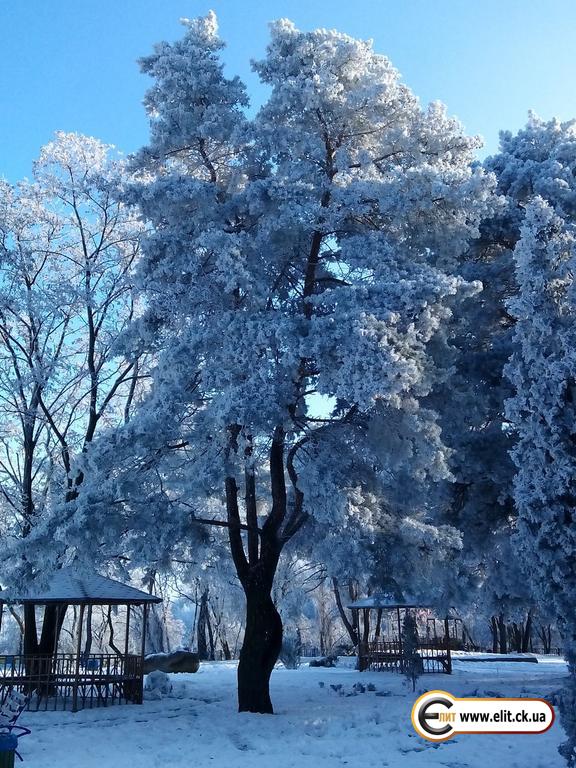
[522,611,533,653]
[331,578,359,647]
[221,639,232,660]
[237,585,282,714]
[350,583,360,644]
[39,603,67,655]
[462,622,477,651]
[498,613,508,654]
[224,424,307,714]
[490,616,499,653]
[510,622,521,652]
[362,608,370,645]
[375,608,383,638]
[538,623,552,654]
[23,605,38,656]
[197,589,209,661]
[24,603,67,656]
[23,602,67,694]
[206,602,215,661]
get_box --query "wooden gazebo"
[0,569,161,711]
[348,595,455,674]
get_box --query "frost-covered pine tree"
[485,114,576,238]
[436,116,576,638]
[70,14,495,714]
[505,198,576,763]
[401,611,422,691]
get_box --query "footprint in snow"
[229,731,253,752]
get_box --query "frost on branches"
[0,132,145,571]
[506,199,576,763]
[432,116,576,647]
[0,132,147,662]
[70,15,494,713]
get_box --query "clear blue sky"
[1,0,575,182]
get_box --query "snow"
[0,568,162,605]
[18,656,567,767]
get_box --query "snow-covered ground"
[19,655,568,767]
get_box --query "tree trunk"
[538,623,552,654]
[206,602,215,661]
[23,605,38,656]
[362,608,370,645]
[24,603,67,656]
[462,621,477,651]
[498,613,508,654]
[331,578,358,647]
[224,424,306,714]
[23,603,67,694]
[490,616,498,653]
[510,622,520,652]
[41,604,67,654]
[375,608,383,638]
[221,638,232,660]
[197,588,209,661]
[237,585,282,714]
[522,610,533,653]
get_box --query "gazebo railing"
[0,653,143,711]
[358,639,452,674]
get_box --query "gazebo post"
[123,605,131,704]
[362,608,370,645]
[444,615,450,646]
[444,615,452,674]
[346,597,455,678]
[0,569,162,711]
[136,603,149,705]
[72,603,85,713]
[54,604,61,656]
[141,603,148,659]
[396,606,403,672]
[85,604,93,656]
[375,608,383,638]
[53,605,58,655]
[124,605,131,659]
[352,609,363,670]
[51,603,62,701]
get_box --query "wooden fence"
[0,653,144,711]
[358,640,452,674]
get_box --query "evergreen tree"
[436,116,576,636]
[401,611,422,691]
[65,14,494,713]
[505,198,576,764]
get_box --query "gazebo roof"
[0,569,162,606]
[347,593,431,610]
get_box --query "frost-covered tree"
[401,611,422,691]
[505,198,576,763]
[307,483,463,650]
[485,114,576,240]
[0,133,145,534]
[436,116,576,636]
[0,133,145,656]
[68,15,495,713]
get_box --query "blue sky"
[1,0,575,182]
